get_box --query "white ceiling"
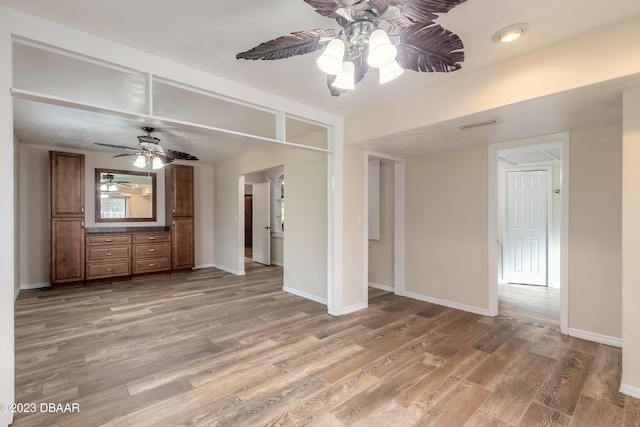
[3,0,640,161]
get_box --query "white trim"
[20,282,51,291]
[282,286,327,305]
[559,136,570,335]
[364,151,406,308]
[329,124,344,316]
[398,290,491,316]
[368,282,394,292]
[194,263,215,270]
[488,133,570,333]
[342,302,367,315]
[620,383,640,399]
[11,89,334,155]
[212,264,246,276]
[568,328,622,348]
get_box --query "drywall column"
[621,89,640,397]
[0,24,15,427]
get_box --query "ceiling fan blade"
[394,23,464,72]
[327,56,369,97]
[112,153,139,158]
[94,142,139,151]
[236,29,336,61]
[164,149,199,162]
[372,0,468,26]
[303,0,366,19]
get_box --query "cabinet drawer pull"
[149,263,155,267]
[149,237,156,240]
[105,238,112,242]
[105,268,113,272]
[149,249,155,252]
[105,252,112,256]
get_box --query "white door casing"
[252,182,271,265]
[504,169,549,285]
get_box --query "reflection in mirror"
[95,168,156,222]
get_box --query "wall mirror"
[95,168,156,222]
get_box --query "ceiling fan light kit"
[236,0,468,96]
[333,61,357,89]
[95,127,199,169]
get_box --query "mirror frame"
[95,168,157,223]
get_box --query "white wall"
[193,163,215,269]
[622,90,640,395]
[17,144,215,287]
[346,14,640,145]
[342,145,367,310]
[404,146,489,313]
[0,23,15,427]
[368,160,395,288]
[214,132,327,301]
[569,125,622,339]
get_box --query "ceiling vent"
[456,118,502,130]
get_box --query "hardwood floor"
[13,264,639,426]
[499,283,561,330]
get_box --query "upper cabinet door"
[50,151,85,217]
[169,165,194,217]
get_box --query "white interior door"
[504,170,548,285]
[252,182,271,265]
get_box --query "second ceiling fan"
[95,127,199,169]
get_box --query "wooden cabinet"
[50,151,85,217]
[132,233,172,274]
[51,218,85,284]
[166,165,195,270]
[166,164,194,217]
[170,218,194,270]
[85,234,131,280]
[50,152,85,284]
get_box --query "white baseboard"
[342,302,367,315]
[568,328,622,348]
[21,282,51,290]
[620,383,640,399]
[212,264,245,276]
[368,282,394,292]
[282,286,327,305]
[270,261,284,267]
[398,290,491,316]
[194,263,215,270]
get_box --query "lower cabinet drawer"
[132,257,171,274]
[133,242,171,258]
[86,261,131,280]
[86,246,130,262]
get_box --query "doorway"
[489,134,569,333]
[365,152,405,305]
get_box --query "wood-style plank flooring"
[498,283,561,329]
[13,263,640,426]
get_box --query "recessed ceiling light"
[493,24,528,43]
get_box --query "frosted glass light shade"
[100,183,108,191]
[379,60,404,84]
[133,155,146,168]
[332,61,356,90]
[108,183,118,192]
[152,156,164,169]
[367,29,397,68]
[316,38,345,75]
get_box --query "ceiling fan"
[95,127,199,169]
[100,173,133,191]
[236,0,467,95]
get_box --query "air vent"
[456,118,502,130]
